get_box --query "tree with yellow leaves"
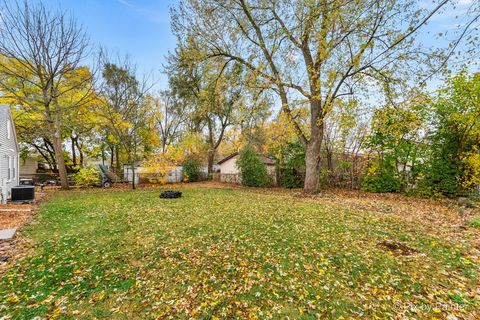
[172,0,450,193]
[97,57,159,189]
[0,0,94,189]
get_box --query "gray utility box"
[11,186,35,202]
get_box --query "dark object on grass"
[377,240,418,256]
[160,190,182,199]
[0,255,9,262]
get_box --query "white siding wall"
[218,155,277,185]
[0,106,20,201]
[219,157,239,174]
[219,156,275,175]
[20,157,39,176]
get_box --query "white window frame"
[6,119,11,139]
[7,155,11,181]
[12,155,16,180]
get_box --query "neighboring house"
[19,157,40,176]
[19,156,51,177]
[216,152,276,184]
[0,105,20,203]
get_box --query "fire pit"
[159,190,182,199]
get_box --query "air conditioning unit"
[11,186,35,202]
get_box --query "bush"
[419,158,458,196]
[361,161,402,193]
[282,168,303,188]
[183,157,201,182]
[279,142,305,188]
[318,168,330,189]
[74,166,99,187]
[236,146,270,187]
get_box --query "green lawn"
[0,187,478,319]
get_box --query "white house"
[217,152,276,184]
[0,105,19,203]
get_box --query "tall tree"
[423,72,480,195]
[0,0,93,189]
[167,46,244,174]
[98,58,157,189]
[167,42,272,174]
[97,60,139,173]
[172,0,449,193]
[153,90,188,153]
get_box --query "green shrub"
[318,168,330,189]
[236,146,270,187]
[282,168,303,188]
[183,157,201,182]
[419,157,459,196]
[361,161,402,193]
[74,166,100,187]
[279,142,305,188]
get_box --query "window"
[6,119,11,139]
[6,154,15,181]
[12,156,16,180]
[7,155,11,180]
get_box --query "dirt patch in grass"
[377,240,419,256]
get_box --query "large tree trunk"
[71,136,77,166]
[207,149,215,176]
[131,162,136,190]
[304,139,322,193]
[75,139,84,167]
[51,127,69,190]
[303,113,324,194]
[79,149,84,167]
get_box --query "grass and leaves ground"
[0,185,479,319]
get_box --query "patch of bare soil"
[377,240,419,256]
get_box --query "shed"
[217,152,276,184]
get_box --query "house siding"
[219,157,238,174]
[218,154,277,184]
[0,105,20,202]
[20,157,39,176]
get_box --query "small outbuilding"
[217,152,276,184]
